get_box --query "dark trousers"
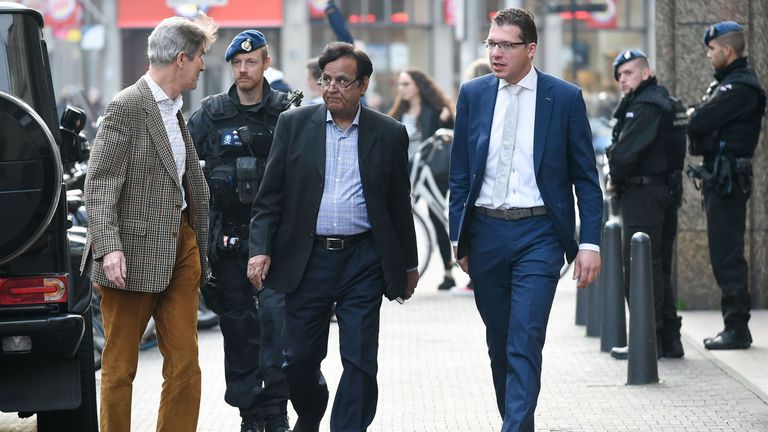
[428,207,453,270]
[620,185,679,332]
[467,212,564,432]
[284,236,384,432]
[217,246,288,417]
[704,186,751,332]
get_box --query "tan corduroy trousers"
[98,212,201,432]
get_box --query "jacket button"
[172,232,178,238]
[175,204,182,209]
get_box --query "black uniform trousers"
[620,184,678,332]
[704,185,751,332]
[217,245,289,418]
[284,236,384,432]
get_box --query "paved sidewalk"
[2,264,767,431]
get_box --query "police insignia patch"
[241,38,252,52]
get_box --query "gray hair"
[147,14,218,66]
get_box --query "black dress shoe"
[704,329,752,350]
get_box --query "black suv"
[0,3,97,430]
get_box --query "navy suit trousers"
[467,212,564,432]
[284,236,385,432]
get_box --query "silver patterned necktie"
[491,84,523,208]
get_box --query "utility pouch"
[209,164,238,209]
[236,156,259,205]
[735,158,753,197]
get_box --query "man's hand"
[572,249,601,289]
[247,255,271,290]
[606,180,615,193]
[404,270,419,299]
[103,250,127,289]
[453,246,469,273]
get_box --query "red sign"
[118,0,283,28]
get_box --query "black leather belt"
[476,205,548,221]
[625,175,667,186]
[315,231,372,251]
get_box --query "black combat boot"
[704,328,752,350]
[661,317,685,358]
[241,415,264,432]
[264,413,291,432]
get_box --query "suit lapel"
[357,106,376,170]
[138,78,182,191]
[476,76,500,170]
[533,70,554,175]
[309,105,328,178]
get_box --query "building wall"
[656,0,768,309]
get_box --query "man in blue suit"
[449,8,602,432]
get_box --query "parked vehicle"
[0,3,97,430]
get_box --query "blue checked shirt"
[316,107,371,236]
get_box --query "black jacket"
[249,104,417,300]
[688,57,766,161]
[608,78,685,184]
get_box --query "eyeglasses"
[317,75,359,90]
[483,40,527,53]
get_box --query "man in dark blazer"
[82,15,217,432]
[247,42,418,432]
[449,8,602,432]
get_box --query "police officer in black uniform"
[188,30,299,432]
[607,49,688,358]
[687,21,766,350]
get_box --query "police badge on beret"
[241,38,252,52]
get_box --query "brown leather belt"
[476,205,548,221]
[315,231,372,251]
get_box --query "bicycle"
[409,129,453,275]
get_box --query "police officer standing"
[188,30,298,432]
[688,21,766,350]
[607,49,687,358]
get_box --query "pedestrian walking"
[187,30,296,432]
[80,14,218,432]
[247,42,418,432]
[448,8,602,432]
[687,21,766,350]
[388,68,455,291]
[606,49,688,359]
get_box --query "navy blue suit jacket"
[448,70,602,263]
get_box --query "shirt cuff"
[579,243,600,253]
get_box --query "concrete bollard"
[575,285,588,326]
[585,255,602,337]
[627,232,659,385]
[600,220,626,352]
[584,197,610,337]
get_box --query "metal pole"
[627,232,659,385]
[571,0,578,83]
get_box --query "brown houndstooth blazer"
[81,76,210,293]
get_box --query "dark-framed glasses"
[483,40,527,53]
[317,75,359,90]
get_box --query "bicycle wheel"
[413,210,433,275]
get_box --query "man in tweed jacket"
[81,14,217,432]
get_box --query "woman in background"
[388,69,455,291]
